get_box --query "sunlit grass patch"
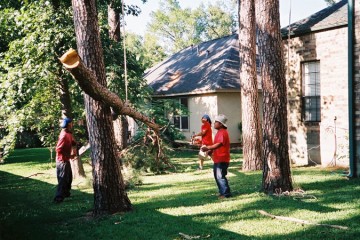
[1,148,360,240]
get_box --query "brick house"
[282,0,348,167]
[145,1,354,168]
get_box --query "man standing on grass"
[54,117,76,203]
[201,114,231,199]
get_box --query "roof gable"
[281,0,347,38]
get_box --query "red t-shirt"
[56,129,75,162]
[212,128,230,163]
[201,121,213,145]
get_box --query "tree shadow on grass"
[230,171,337,212]
[0,170,93,240]
[127,171,360,240]
[224,167,360,239]
[0,169,251,240]
[1,168,358,240]
[2,148,359,240]
[0,147,246,240]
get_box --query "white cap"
[214,114,228,128]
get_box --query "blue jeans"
[213,162,231,197]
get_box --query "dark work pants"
[213,162,231,197]
[55,161,72,200]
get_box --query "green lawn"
[0,148,359,239]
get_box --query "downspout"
[348,0,356,178]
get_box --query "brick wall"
[284,26,349,167]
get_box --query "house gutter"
[152,89,243,98]
[348,0,356,178]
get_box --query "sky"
[124,0,330,37]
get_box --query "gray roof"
[281,0,347,38]
[145,34,242,96]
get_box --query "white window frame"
[302,61,321,122]
[173,97,189,131]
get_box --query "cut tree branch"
[258,210,348,230]
[22,173,45,179]
[59,48,160,132]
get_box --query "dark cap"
[60,117,72,128]
[202,114,211,124]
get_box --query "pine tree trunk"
[120,116,129,149]
[52,1,86,179]
[256,0,293,193]
[108,3,120,42]
[113,116,129,149]
[71,0,132,214]
[58,76,72,118]
[238,0,263,171]
[58,72,86,179]
[108,2,128,150]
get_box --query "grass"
[0,148,360,239]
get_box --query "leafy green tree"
[146,0,237,54]
[125,33,166,71]
[0,9,18,53]
[0,0,150,160]
[0,2,80,157]
[147,0,199,53]
[195,1,237,40]
[103,39,151,105]
[0,0,27,10]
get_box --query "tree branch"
[59,48,160,132]
[258,210,348,230]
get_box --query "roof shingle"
[281,0,347,38]
[145,34,241,96]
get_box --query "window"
[302,61,320,122]
[173,98,189,131]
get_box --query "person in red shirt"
[54,117,77,203]
[192,114,213,170]
[201,114,231,199]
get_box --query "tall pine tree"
[238,0,262,171]
[256,0,293,193]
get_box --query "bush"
[121,165,143,189]
[15,130,42,148]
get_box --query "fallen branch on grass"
[258,210,348,230]
[22,173,45,179]
[179,232,201,239]
[178,232,210,239]
[273,188,317,200]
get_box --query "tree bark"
[256,0,293,193]
[60,49,160,131]
[70,0,131,215]
[108,2,129,149]
[113,116,129,149]
[58,76,73,119]
[57,55,86,180]
[108,2,120,42]
[238,0,263,171]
